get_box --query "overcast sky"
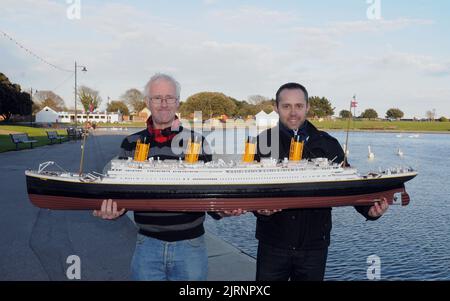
[1,0,449,118]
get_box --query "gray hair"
[143,73,181,99]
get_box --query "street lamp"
[30,87,37,127]
[74,61,87,128]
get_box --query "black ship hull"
[26,173,416,211]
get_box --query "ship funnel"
[134,138,150,162]
[185,136,201,163]
[289,135,303,161]
[242,136,256,163]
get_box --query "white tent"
[255,110,278,127]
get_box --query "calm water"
[204,130,450,280]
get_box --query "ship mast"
[78,108,92,176]
[342,99,352,167]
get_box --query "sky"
[1,0,450,118]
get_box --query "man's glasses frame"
[147,96,178,105]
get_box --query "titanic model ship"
[25,136,417,211]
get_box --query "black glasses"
[148,96,178,104]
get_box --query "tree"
[180,92,237,119]
[107,100,129,115]
[78,86,102,113]
[246,95,274,114]
[339,110,352,119]
[0,72,32,121]
[360,108,378,119]
[232,100,259,118]
[34,90,66,111]
[122,88,145,113]
[308,96,335,118]
[438,116,448,122]
[425,109,436,121]
[247,95,269,105]
[386,108,404,120]
[18,91,32,116]
[257,99,275,114]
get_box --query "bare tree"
[122,88,145,113]
[34,90,66,111]
[425,109,436,121]
[247,95,269,105]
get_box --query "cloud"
[208,5,298,27]
[291,18,434,36]
[377,52,450,76]
[202,0,218,5]
[0,0,67,23]
[286,18,436,61]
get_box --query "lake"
[204,129,450,280]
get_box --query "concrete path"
[0,129,255,280]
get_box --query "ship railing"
[80,173,100,182]
[38,161,68,174]
[91,171,106,178]
[38,161,55,173]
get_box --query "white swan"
[368,145,375,159]
[397,148,404,156]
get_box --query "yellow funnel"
[134,138,150,162]
[289,136,303,161]
[185,137,201,163]
[242,136,256,163]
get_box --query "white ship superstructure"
[103,157,416,186]
[104,157,361,185]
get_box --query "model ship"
[25,136,417,211]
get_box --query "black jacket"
[255,120,377,250]
[120,126,219,241]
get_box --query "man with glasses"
[93,73,230,280]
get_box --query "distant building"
[132,107,151,122]
[255,110,278,127]
[35,106,59,123]
[35,106,122,123]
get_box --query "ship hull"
[26,173,416,211]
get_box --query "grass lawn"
[310,120,450,132]
[0,125,69,153]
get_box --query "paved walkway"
[0,129,255,280]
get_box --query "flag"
[351,95,358,108]
[89,102,94,113]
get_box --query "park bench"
[9,133,38,150]
[46,131,65,144]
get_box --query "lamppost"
[29,87,37,127]
[74,61,87,128]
